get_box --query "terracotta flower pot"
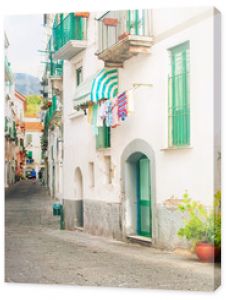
[103,18,118,27]
[195,242,221,263]
[75,12,90,18]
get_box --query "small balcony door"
[127,10,144,35]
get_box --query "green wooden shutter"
[169,42,190,146]
[127,10,144,35]
[52,95,57,112]
[96,124,111,149]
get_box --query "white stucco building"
[5,33,17,188]
[41,13,64,198]
[45,7,221,249]
[24,116,43,175]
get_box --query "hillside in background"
[25,95,42,117]
[15,73,41,96]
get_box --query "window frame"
[168,41,190,147]
[96,124,111,149]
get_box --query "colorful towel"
[105,99,113,127]
[118,91,127,121]
[96,103,104,127]
[112,98,120,128]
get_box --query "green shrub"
[177,192,221,248]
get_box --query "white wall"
[63,8,216,207]
[25,131,42,165]
[47,125,63,200]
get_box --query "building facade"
[43,8,221,249]
[4,33,17,188]
[24,116,43,176]
[14,91,26,179]
[41,13,64,198]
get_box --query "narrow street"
[5,181,220,291]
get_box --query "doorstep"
[74,226,84,232]
[127,235,152,247]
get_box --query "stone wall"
[83,199,122,240]
[155,204,189,250]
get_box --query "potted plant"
[74,12,90,18]
[103,18,118,27]
[177,191,221,262]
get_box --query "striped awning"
[74,72,98,106]
[91,68,118,102]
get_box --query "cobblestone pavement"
[5,181,221,291]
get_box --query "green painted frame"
[137,157,152,238]
[169,41,190,146]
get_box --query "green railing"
[44,95,58,128]
[53,13,87,52]
[46,35,63,77]
[97,10,150,53]
[49,60,63,77]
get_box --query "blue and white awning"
[91,68,118,102]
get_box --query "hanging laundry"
[105,99,113,127]
[112,98,120,128]
[96,102,104,127]
[99,100,107,120]
[126,89,135,115]
[118,91,128,121]
[91,104,98,135]
[87,102,93,124]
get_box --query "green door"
[137,157,152,237]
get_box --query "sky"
[4,14,45,79]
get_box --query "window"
[168,41,190,147]
[96,124,111,149]
[76,67,83,86]
[127,10,144,35]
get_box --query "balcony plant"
[177,191,221,262]
[74,12,90,18]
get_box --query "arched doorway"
[121,139,156,242]
[74,167,84,227]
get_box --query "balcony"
[96,10,153,67]
[49,60,63,78]
[48,60,63,92]
[44,95,62,129]
[52,13,88,60]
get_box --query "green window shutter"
[96,124,111,149]
[169,42,190,146]
[104,125,111,148]
[127,10,144,35]
[52,95,57,112]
